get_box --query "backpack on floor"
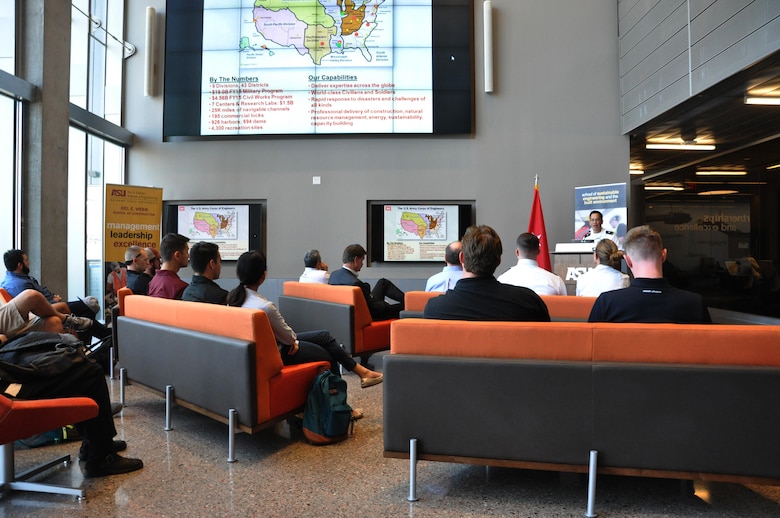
[302,370,353,445]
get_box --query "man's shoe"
[83,453,143,478]
[78,439,128,461]
[63,314,93,332]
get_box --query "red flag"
[528,182,552,271]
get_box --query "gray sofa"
[384,319,780,493]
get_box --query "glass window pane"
[0,0,14,74]
[0,95,16,251]
[88,36,106,117]
[70,5,90,108]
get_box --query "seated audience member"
[144,247,162,277]
[181,242,228,305]
[299,249,330,284]
[228,251,383,390]
[584,210,619,245]
[424,225,551,321]
[588,225,711,323]
[425,241,463,292]
[124,245,152,295]
[0,289,93,340]
[329,244,405,321]
[148,233,190,300]
[497,233,567,296]
[576,239,630,297]
[0,308,142,477]
[1,249,106,340]
[105,261,127,308]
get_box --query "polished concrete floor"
[3,352,780,517]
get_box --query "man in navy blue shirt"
[588,225,711,323]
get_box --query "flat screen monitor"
[162,200,264,261]
[368,201,475,262]
[163,0,473,139]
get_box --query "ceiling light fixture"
[695,170,747,176]
[744,96,780,105]
[646,141,715,151]
[698,190,739,196]
[767,163,780,170]
[644,185,684,191]
[630,169,644,175]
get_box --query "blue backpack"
[302,370,353,445]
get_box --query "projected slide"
[381,204,460,261]
[200,0,432,134]
[177,204,250,261]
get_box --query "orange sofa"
[385,318,780,491]
[116,295,329,456]
[278,281,394,365]
[403,291,597,321]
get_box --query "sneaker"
[63,314,93,332]
[78,439,127,461]
[83,453,143,478]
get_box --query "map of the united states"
[250,0,386,65]
[192,211,236,239]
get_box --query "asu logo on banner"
[104,184,163,263]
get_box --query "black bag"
[302,370,353,445]
[0,332,90,383]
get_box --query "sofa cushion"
[391,319,593,361]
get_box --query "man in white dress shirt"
[584,210,619,245]
[299,249,329,284]
[425,241,463,292]
[497,233,567,296]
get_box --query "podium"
[551,242,595,295]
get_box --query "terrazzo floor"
[2,352,780,517]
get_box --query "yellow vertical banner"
[104,184,163,262]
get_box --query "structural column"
[18,0,72,295]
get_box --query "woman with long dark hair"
[227,250,383,389]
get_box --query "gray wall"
[619,0,780,133]
[123,1,628,291]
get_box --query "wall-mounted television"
[162,200,265,261]
[163,0,473,139]
[367,200,475,263]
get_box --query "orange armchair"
[280,281,394,365]
[0,394,98,498]
[0,288,12,304]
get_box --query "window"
[0,0,14,74]
[68,0,131,308]
[0,94,18,252]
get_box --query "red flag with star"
[528,180,552,271]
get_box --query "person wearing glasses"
[144,247,162,277]
[124,245,152,295]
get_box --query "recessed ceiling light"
[745,96,780,105]
[695,170,747,176]
[644,185,684,191]
[698,190,739,195]
[646,142,716,151]
[630,169,644,175]
[767,163,780,170]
